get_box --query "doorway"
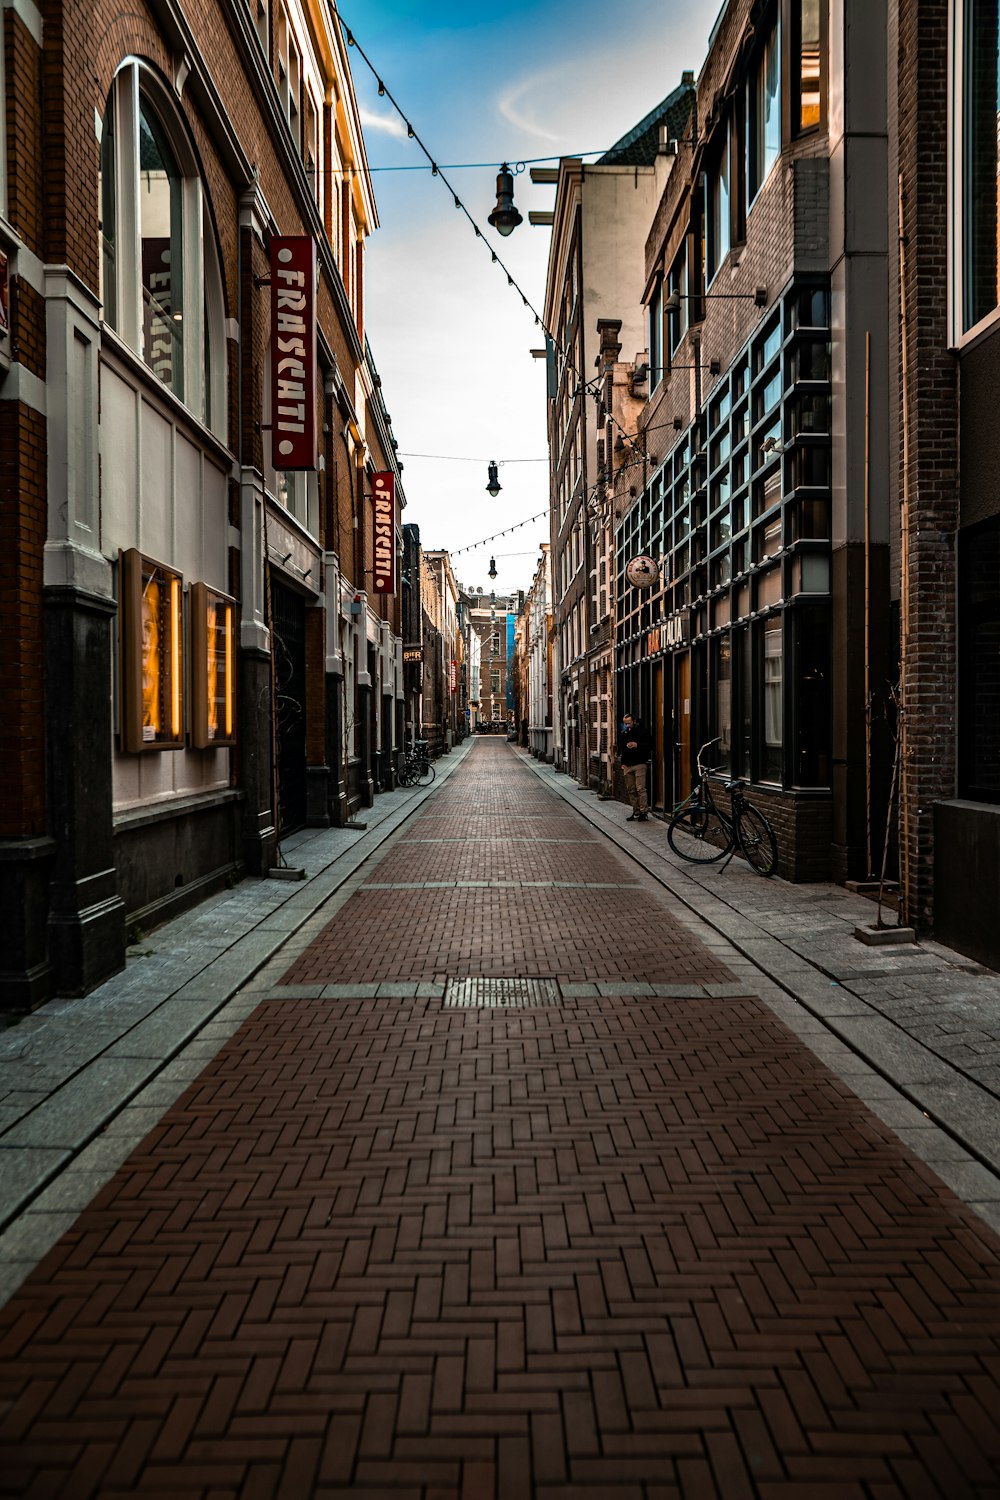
[271,581,307,834]
[674,653,691,805]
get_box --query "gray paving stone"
[0,1261,37,1308]
[0,1059,151,1149]
[29,1170,110,1214]
[649,985,708,998]
[320,984,380,999]
[560,983,599,997]
[832,1017,962,1084]
[0,1210,83,1263]
[705,983,759,998]
[596,983,653,996]
[0,1147,69,1226]
[103,997,227,1058]
[929,1158,1000,1204]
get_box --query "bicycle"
[667,738,778,876]
[398,744,435,787]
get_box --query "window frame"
[100,61,225,436]
[949,0,1000,344]
[747,12,782,210]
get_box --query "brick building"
[608,0,891,882]
[891,0,1000,963]
[0,0,405,1007]
[540,81,696,790]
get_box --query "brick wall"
[895,0,959,931]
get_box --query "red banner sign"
[371,471,396,594]
[270,236,317,471]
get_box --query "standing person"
[618,713,651,822]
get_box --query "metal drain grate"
[443,977,561,1008]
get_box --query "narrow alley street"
[2,739,1000,1498]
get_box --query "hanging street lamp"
[488,164,523,237]
[486,460,501,498]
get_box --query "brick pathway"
[2,741,1000,1498]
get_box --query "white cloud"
[358,106,408,140]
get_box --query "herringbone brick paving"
[2,741,1000,1498]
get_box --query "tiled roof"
[598,80,695,168]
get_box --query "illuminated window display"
[121,549,184,751]
[190,583,236,748]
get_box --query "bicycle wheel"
[737,805,778,876]
[667,806,729,863]
[398,761,416,787]
[415,760,435,785]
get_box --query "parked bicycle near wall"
[667,738,778,877]
[398,740,435,787]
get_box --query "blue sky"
[348,0,718,594]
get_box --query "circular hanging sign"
[625,555,660,590]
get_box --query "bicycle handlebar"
[695,737,721,777]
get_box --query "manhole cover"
[443,977,561,1008]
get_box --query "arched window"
[99,61,225,435]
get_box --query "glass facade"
[616,280,832,797]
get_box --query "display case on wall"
[120,549,184,752]
[190,582,236,748]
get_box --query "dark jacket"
[618,720,651,766]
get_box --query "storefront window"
[713,635,732,769]
[761,616,783,781]
[793,603,830,785]
[961,0,1000,332]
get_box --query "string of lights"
[337,10,551,334]
[334,8,716,491]
[397,452,547,464]
[450,510,549,556]
[367,151,609,172]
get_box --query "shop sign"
[665,611,689,648]
[403,644,423,663]
[625,555,660,590]
[450,659,457,693]
[371,471,396,593]
[269,236,316,470]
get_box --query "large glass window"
[796,0,822,131]
[959,516,1000,800]
[648,279,662,387]
[100,65,225,435]
[139,102,185,399]
[668,246,687,355]
[961,0,1000,332]
[707,135,731,283]
[792,603,830,785]
[748,17,781,205]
